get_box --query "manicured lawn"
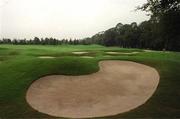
[0,44,180,118]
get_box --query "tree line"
[83,21,164,50]
[82,0,180,51]
[0,0,179,51]
[0,37,87,45]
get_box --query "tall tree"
[139,0,180,51]
[33,37,40,44]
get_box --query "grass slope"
[0,44,180,118]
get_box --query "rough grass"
[0,44,180,118]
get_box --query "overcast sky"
[0,0,149,39]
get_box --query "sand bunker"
[72,52,89,55]
[26,60,159,118]
[144,50,155,52]
[38,56,56,59]
[144,50,169,53]
[106,52,139,55]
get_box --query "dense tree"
[103,28,118,46]
[139,0,180,51]
[33,37,40,44]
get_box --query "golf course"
[0,44,180,118]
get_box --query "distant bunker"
[106,51,139,55]
[80,56,94,58]
[38,56,56,59]
[72,52,89,55]
[26,60,159,118]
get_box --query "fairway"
[0,45,180,118]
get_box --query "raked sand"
[26,60,159,118]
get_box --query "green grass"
[0,44,180,118]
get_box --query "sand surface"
[106,52,139,55]
[72,52,89,55]
[26,60,159,118]
[144,50,155,52]
[38,56,56,59]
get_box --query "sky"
[0,0,149,39]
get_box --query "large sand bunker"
[26,61,159,118]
